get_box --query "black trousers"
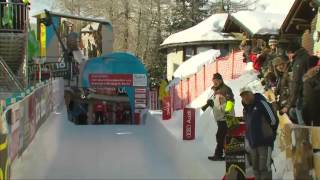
[95,111,103,124]
[214,121,228,157]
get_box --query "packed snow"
[161,13,237,47]
[173,49,221,79]
[229,11,287,35]
[11,65,294,179]
[256,0,295,15]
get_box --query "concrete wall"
[167,47,183,80]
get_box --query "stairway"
[0,33,26,74]
[0,56,24,100]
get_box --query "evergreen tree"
[166,0,210,34]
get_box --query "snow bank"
[161,13,236,46]
[230,11,286,35]
[173,49,220,79]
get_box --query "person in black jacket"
[302,56,320,126]
[240,86,279,180]
[282,42,310,124]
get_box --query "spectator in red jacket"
[94,101,104,124]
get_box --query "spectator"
[250,47,262,72]
[0,0,5,28]
[302,56,320,126]
[201,73,235,161]
[94,101,104,124]
[240,86,279,180]
[241,39,252,63]
[268,35,279,56]
[272,56,290,115]
[158,78,169,108]
[282,42,310,125]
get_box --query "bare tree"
[209,0,259,14]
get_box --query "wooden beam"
[286,1,304,32]
[296,24,311,31]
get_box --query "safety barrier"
[169,50,246,111]
[0,78,64,180]
[277,113,320,179]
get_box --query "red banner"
[162,96,171,120]
[89,74,133,87]
[183,108,195,140]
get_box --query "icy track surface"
[12,106,224,179]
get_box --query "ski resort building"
[160,13,241,81]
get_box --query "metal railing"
[0,56,24,91]
[0,2,28,33]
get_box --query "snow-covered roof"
[81,22,100,32]
[161,13,238,48]
[256,0,295,15]
[225,11,287,36]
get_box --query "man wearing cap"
[202,73,235,161]
[240,87,278,180]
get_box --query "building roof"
[160,13,239,49]
[223,11,286,37]
[33,10,111,26]
[280,0,318,35]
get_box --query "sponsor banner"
[148,90,158,110]
[135,88,146,94]
[8,103,20,162]
[89,74,133,87]
[135,99,147,109]
[35,95,41,128]
[133,74,147,87]
[183,108,195,140]
[19,99,30,156]
[162,96,171,120]
[28,95,36,142]
[135,93,146,99]
[135,88,147,109]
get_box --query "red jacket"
[94,103,104,112]
[249,53,261,71]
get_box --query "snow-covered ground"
[12,106,225,179]
[12,65,293,179]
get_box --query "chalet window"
[196,46,212,54]
[183,46,196,62]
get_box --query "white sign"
[133,74,147,87]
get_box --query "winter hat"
[268,35,278,45]
[272,57,287,67]
[239,86,253,96]
[287,41,301,53]
[212,73,223,80]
